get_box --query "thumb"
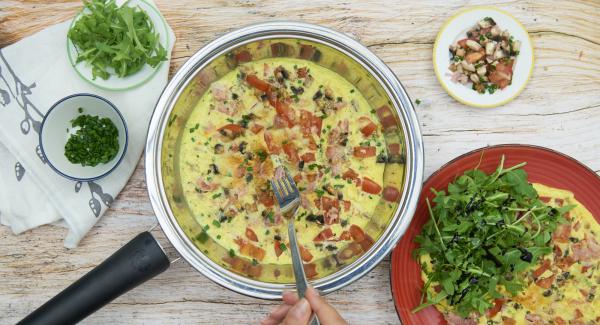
[281,298,311,325]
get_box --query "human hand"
[260,287,348,325]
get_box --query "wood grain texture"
[1,0,599,324]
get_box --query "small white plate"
[433,6,534,108]
[67,0,169,91]
[40,94,128,181]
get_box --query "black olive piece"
[219,214,228,223]
[223,188,230,196]
[388,154,406,164]
[306,214,324,224]
[505,273,514,281]
[214,143,224,154]
[339,138,348,147]
[312,50,322,62]
[588,293,595,302]
[290,86,304,95]
[449,234,460,244]
[324,93,334,101]
[325,245,337,251]
[238,141,247,154]
[312,90,323,100]
[209,163,220,175]
[543,289,552,297]
[245,173,253,183]
[238,119,249,128]
[281,68,289,80]
[245,152,254,161]
[340,219,348,227]
[376,153,388,163]
[469,277,478,285]
[232,93,239,100]
[548,207,559,217]
[337,192,343,200]
[274,234,282,241]
[298,160,305,170]
[467,31,473,38]
[513,303,522,310]
[260,94,268,101]
[569,237,579,243]
[519,248,533,263]
[455,287,470,305]
[562,271,570,279]
[496,219,505,227]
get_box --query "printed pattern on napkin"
[0,2,175,248]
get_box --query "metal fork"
[270,169,320,325]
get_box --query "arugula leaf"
[413,155,573,317]
[68,0,166,80]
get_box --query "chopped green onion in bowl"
[64,113,120,167]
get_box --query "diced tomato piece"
[222,256,263,278]
[299,44,316,60]
[263,131,280,154]
[297,67,308,78]
[283,142,300,164]
[218,124,245,139]
[376,105,392,120]
[358,235,374,251]
[245,74,271,92]
[338,242,363,260]
[353,146,376,158]
[466,50,485,64]
[575,309,583,319]
[582,265,592,273]
[532,259,551,279]
[301,152,316,163]
[306,173,318,182]
[321,196,340,211]
[380,115,397,129]
[234,238,266,261]
[303,263,318,278]
[338,230,352,241]
[383,186,401,202]
[234,50,252,63]
[245,227,258,242]
[535,274,556,289]
[271,42,288,57]
[306,135,318,150]
[503,318,516,325]
[555,198,564,206]
[361,177,382,194]
[359,117,377,137]
[250,123,264,134]
[342,168,359,181]
[539,196,551,203]
[274,101,295,127]
[457,38,469,48]
[299,245,313,262]
[342,200,351,211]
[349,224,366,242]
[552,224,571,243]
[553,317,565,325]
[376,105,397,129]
[300,110,322,136]
[387,143,401,155]
[313,228,334,242]
[487,299,505,317]
[258,191,275,207]
[274,240,284,257]
[293,174,303,183]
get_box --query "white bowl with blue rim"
[39,93,128,181]
[67,0,170,91]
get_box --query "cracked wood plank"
[1,0,599,324]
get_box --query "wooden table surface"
[1,0,599,324]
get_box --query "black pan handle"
[18,231,170,325]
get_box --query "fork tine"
[270,180,283,203]
[286,173,299,195]
[278,179,288,196]
[282,177,292,194]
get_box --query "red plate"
[390,144,600,324]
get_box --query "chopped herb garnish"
[212,220,221,228]
[229,248,235,257]
[415,99,421,105]
[279,242,287,252]
[64,114,119,167]
[212,193,222,199]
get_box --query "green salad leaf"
[68,0,167,80]
[413,156,573,317]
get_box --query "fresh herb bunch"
[68,0,167,80]
[65,113,119,166]
[413,156,573,317]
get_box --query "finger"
[260,304,293,325]
[282,291,300,305]
[305,288,347,325]
[281,298,311,325]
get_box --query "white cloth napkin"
[0,2,175,248]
